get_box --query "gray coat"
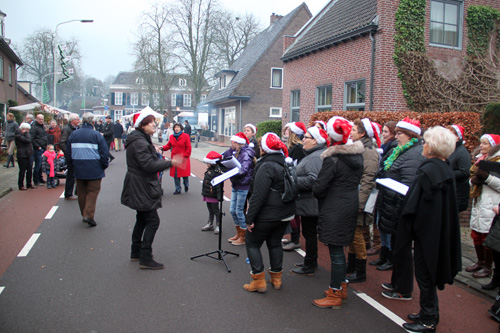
[295,143,326,217]
[5,120,19,141]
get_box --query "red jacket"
[163,132,191,177]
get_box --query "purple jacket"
[223,145,255,190]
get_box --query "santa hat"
[285,122,307,136]
[451,125,464,141]
[327,116,352,144]
[314,120,327,130]
[396,117,421,135]
[481,134,500,147]
[230,132,249,145]
[307,126,329,146]
[361,118,382,148]
[204,151,222,164]
[133,109,157,128]
[261,132,289,157]
[244,123,257,134]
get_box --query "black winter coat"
[102,122,114,144]
[121,129,172,211]
[59,123,78,152]
[289,143,306,163]
[201,164,223,201]
[30,121,48,150]
[448,141,471,212]
[313,141,364,246]
[14,130,33,159]
[246,153,296,224]
[113,123,124,138]
[377,142,425,234]
[397,158,461,290]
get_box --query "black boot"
[201,220,214,231]
[10,155,15,167]
[377,250,393,271]
[347,259,367,283]
[489,293,500,323]
[370,246,388,266]
[346,252,356,274]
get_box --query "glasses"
[303,135,313,140]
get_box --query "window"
[114,92,123,105]
[136,77,144,85]
[291,90,300,122]
[316,85,332,112]
[0,56,3,79]
[223,107,236,137]
[141,93,149,106]
[171,93,177,107]
[183,94,192,107]
[219,75,227,89]
[114,109,123,121]
[153,93,160,107]
[8,64,12,85]
[179,78,187,86]
[130,93,138,106]
[430,0,462,48]
[344,80,366,111]
[271,68,283,88]
[270,107,282,118]
[200,94,207,103]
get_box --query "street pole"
[53,19,93,107]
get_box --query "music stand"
[190,165,240,272]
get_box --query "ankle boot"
[347,259,367,283]
[346,252,356,274]
[466,244,485,272]
[370,246,388,266]
[201,220,214,231]
[313,287,342,309]
[268,270,282,290]
[325,281,348,302]
[474,247,493,278]
[232,228,246,246]
[228,226,240,242]
[377,250,394,271]
[243,272,267,293]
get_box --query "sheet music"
[211,167,240,186]
[220,156,241,169]
[364,188,379,214]
[376,178,409,196]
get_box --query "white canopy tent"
[9,102,70,115]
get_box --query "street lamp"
[53,19,93,106]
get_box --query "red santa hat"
[307,126,329,146]
[481,134,500,147]
[451,125,464,141]
[261,132,289,157]
[204,151,222,164]
[285,122,307,136]
[133,109,157,128]
[244,123,257,134]
[361,118,382,148]
[396,117,421,135]
[230,132,249,145]
[314,120,327,130]
[327,116,352,144]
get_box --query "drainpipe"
[239,100,242,132]
[369,30,376,111]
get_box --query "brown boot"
[227,226,240,243]
[232,228,246,246]
[324,281,348,303]
[313,288,342,309]
[466,244,485,272]
[243,272,267,293]
[269,270,282,290]
[474,247,493,278]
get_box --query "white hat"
[244,123,257,134]
[307,126,328,146]
[133,109,157,128]
[396,117,421,135]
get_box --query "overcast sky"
[2,0,324,82]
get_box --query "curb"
[0,187,13,199]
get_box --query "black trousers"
[131,210,160,262]
[206,202,221,224]
[65,164,76,198]
[301,215,319,267]
[391,231,414,294]
[17,157,32,188]
[414,238,439,324]
[246,221,289,274]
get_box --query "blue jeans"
[328,244,346,289]
[230,188,248,229]
[33,148,44,183]
[174,176,189,192]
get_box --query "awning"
[9,102,70,114]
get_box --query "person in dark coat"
[3,113,19,168]
[447,125,471,213]
[399,126,461,333]
[183,120,192,137]
[59,113,80,200]
[200,151,224,233]
[311,116,364,309]
[94,119,103,133]
[243,133,295,293]
[102,115,115,161]
[31,114,48,185]
[14,123,34,190]
[113,120,124,152]
[121,110,178,270]
[378,118,426,301]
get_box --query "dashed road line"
[0,287,4,295]
[223,196,230,201]
[45,206,58,219]
[59,192,65,198]
[18,233,41,257]
[356,292,406,329]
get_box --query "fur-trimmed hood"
[321,140,364,159]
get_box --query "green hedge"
[483,103,500,135]
[255,120,282,139]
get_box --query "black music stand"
[190,165,239,272]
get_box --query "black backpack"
[270,158,299,203]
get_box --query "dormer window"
[136,77,144,85]
[179,78,187,86]
[219,75,227,89]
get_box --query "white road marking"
[45,206,58,219]
[0,287,4,295]
[356,292,407,328]
[190,173,196,177]
[59,192,64,198]
[18,233,41,257]
[223,196,230,201]
[295,248,306,257]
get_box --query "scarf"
[470,154,500,199]
[173,130,183,140]
[384,138,419,171]
[43,150,57,177]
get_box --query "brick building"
[281,0,500,124]
[205,3,312,142]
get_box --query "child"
[42,144,59,189]
[201,151,224,234]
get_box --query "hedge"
[255,120,282,138]
[309,111,482,152]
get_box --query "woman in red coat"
[162,123,192,195]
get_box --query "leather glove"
[476,169,489,182]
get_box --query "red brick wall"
[0,50,18,105]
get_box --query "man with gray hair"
[60,113,80,200]
[66,113,109,227]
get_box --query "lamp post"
[53,19,93,106]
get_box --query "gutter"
[369,31,376,111]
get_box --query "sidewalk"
[0,139,496,299]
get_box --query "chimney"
[270,13,283,25]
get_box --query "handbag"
[485,214,500,253]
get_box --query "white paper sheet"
[376,178,409,196]
[211,167,240,186]
[220,156,241,169]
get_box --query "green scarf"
[383,138,419,171]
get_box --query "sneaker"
[140,260,165,270]
[381,290,412,301]
[282,242,300,251]
[214,226,220,234]
[381,283,393,290]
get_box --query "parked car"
[190,125,201,142]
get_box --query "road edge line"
[18,233,41,257]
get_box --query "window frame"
[344,80,366,111]
[290,90,300,122]
[200,94,207,103]
[0,56,3,79]
[270,68,283,89]
[114,92,123,106]
[141,93,149,106]
[153,93,160,107]
[8,64,12,85]
[316,85,332,112]
[429,0,463,49]
[171,93,177,107]
[179,78,186,86]
[183,94,192,107]
[269,107,282,118]
[130,92,139,106]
